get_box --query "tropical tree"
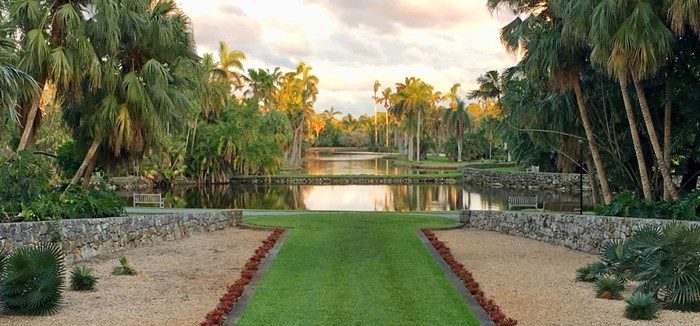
[487,0,614,204]
[211,41,246,91]
[8,0,107,151]
[377,87,393,147]
[0,25,39,129]
[445,99,471,162]
[321,107,342,122]
[373,80,380,145]
[393,77,433,162]
[64,0,201,187]
[589,0,678,200]
[244,67,281,112]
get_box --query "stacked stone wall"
[462,168,590,193]
[0,210,241,264]
[460,210,699,254]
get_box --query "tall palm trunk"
[416,110,422,162]
[619,78,653,200]
[572,78,613,204]
[67,138,101,189]
[16,81,46,151]
[663,73,673,200]
[385,110,390,148]
[456,123,463,163]
[586,158,601,206]
[631,74,679,200]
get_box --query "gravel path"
[1,228,268,326]
[436,228,700,326]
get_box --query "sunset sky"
[176,0,518,116]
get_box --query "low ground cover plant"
[201,229,285,326]
[423,229,518,326]
[0,243,65,315]
[577,223,700,319]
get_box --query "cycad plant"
[70,266,98,291]
[595,276,625,300]
[625,291,660,320]
[0,243,65,315]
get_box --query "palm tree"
[445,99,471,162]
[393,77,433,162]
[212,41,246,91]
[590,0,678,200]
[488,0,614,204]
[321,107,342,122]
[9,0,107,151]
[244,67,282,112]
[377,87,393,147]
[66,0,201,187]
[468,70,501,105]
[0,27,39,128]
[373,80,381,145]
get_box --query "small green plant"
[625,292,660,320]
[70,266,99,291]
[595,276,625,300]
[0,243,65,315]
[576,262,606,282]
[112,256,136,275]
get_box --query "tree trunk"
[586,157,601,206]
[663,73,673,200]
[619,78,653,200]
[16,80,46,151]
[81,153,98,187]
[680,126,700,194]
[631,74,679,200]
[457,124,463,163]
[385,109,390,148]
[416,110,422,162]
[67,138,101,189]
[572,78,613,204]
[407,120,414,162]
[374,102,378,145]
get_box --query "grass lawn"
[238,213,480,325]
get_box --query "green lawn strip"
[238,213,479,325]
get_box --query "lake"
[131,151,591,211]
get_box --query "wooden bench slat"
[508,196,538,210]
[542,201,580,213]
[133,193,164,208]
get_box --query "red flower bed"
[422,229,518,326]
[200,229,285,326]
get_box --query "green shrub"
[0,243,65,315]
[625,292,660,320]
[23,184,125,221]
[70,266,99,291]
[0,150,51,214]
[576,262,607,282]
[55,141,83,178]
[112,256,136,276]
[595,276,625,300]
[598,190,700,221]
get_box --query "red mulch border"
[200,228,285,326]
[422,229,518,326]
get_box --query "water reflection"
[123,184,591,212]
[303,151,406,175]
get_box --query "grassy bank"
[238,213,479,325]
[268,172,462,178]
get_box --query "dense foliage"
[578,223,700,316]
[598,190,700,221]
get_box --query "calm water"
[126,151,591,211]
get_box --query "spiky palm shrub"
[112,257,136,276]
[625,292,660,320]
[0,243,65,315]
[595,276,625,300]
[70,266,98,291]
[576,262,607,282]
[631,224,700,311]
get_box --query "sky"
[176,0,518,117]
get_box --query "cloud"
[178,0,519,117]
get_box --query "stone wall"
[231,176,459,185]
[459,210,700,254]
[0,210,242,264]
[462,168,590,193]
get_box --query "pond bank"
[230,175,461,185]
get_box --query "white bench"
[508,196,538,210]
[529,165,540,173]
[133,193,164,208]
